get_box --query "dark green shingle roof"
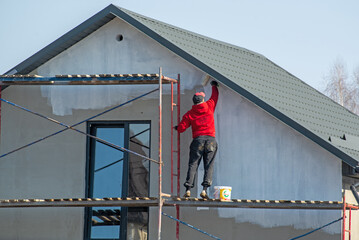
[118,7,359,168]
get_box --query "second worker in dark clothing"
[175,80,219,199]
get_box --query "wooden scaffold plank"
[0,197,352,210]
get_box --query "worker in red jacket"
[175,80,219,199]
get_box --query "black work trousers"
[184,135,218,188]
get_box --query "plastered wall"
[0,17,347,239]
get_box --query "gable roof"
[5,4,359,169]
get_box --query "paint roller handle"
[210,80,219,87]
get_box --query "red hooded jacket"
[177,86,219,138]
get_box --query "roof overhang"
[5,6,116,75]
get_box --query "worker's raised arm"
[176,112,191,133]
[207,81,219,109]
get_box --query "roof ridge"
[117,5,266,59]
[117,6,347,112]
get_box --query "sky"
[1,0,359,91]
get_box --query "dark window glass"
[85,122,150,240]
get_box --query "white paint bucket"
[214,186,232,201]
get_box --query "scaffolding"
[0,70,358,240]
[0,69,181,240]
[342,194,359,240]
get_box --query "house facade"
[0,5,358,240]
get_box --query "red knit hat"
[193,92,205,104]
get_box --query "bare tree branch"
[323,59,359,114]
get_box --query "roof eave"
[4,4,118,75]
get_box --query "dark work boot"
[200,190,209,199]
[183,190,190,198]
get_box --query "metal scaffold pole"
[171,81,174,195]
[176,74,181,240]
[170,74,181,240]
[158,67,163,240]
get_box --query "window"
[85,121,150,240]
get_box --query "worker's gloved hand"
[174,126,178,131]
[210,80,219,87]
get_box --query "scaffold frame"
[0,69,358,240]
[0,68,180,240]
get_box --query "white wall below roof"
[202,84,342,234]
[9,15,343,238]
[37,18,204,116]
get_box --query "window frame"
[84,120,151,240]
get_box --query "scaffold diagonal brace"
[0,88,160,163]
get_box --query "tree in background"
[323,59,359,114]
[351,66,359,113]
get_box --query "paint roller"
[202,75,220,87]
[202,75,211,86]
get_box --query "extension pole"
[158,67,163,240]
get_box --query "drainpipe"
[350,182,359,205]
[0,86,2,138]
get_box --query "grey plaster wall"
[0,17,345,240]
